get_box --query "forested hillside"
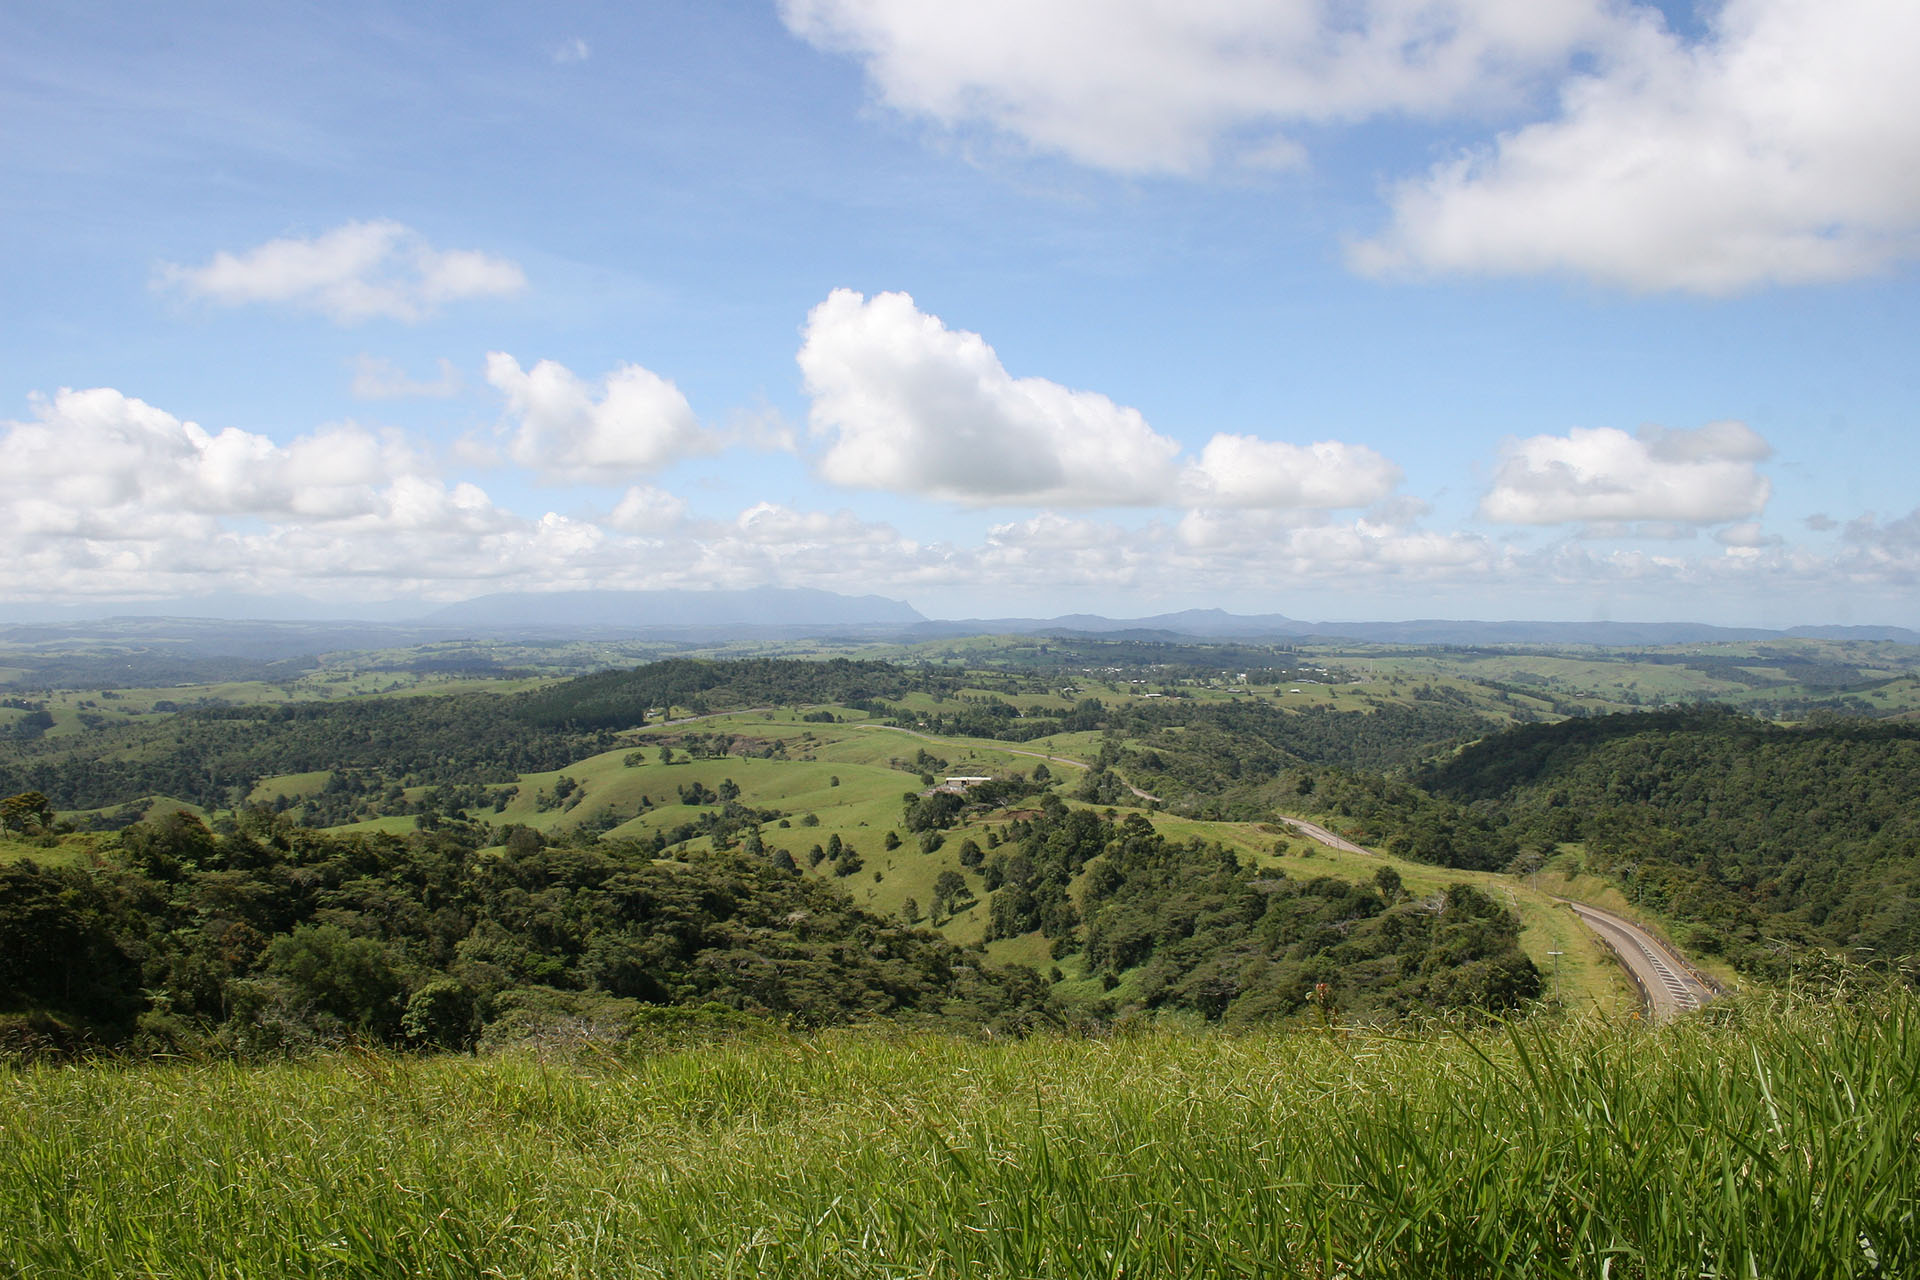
[1418,707,1920,976]
[0,813,1052,1053]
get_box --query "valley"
[4,624,1918,1277]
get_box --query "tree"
[658,745,675,765]
[264,924,405,1039]
[931,869,972,915]
[0,791,54,834]
[402,979,477,1050]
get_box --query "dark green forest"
[1415,707,1920,977]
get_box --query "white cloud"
[798,288,1181,506]
[606,485,689,534]
[1180,434,1402,509]
[0,387,575,601]
[987,512,1123,551]
[1715,521,1779,549]
[1479,420,1773,525]
[157,220,526,323]
[553,37,591,64]
[799,289,1407,512]
[1837,509,1920,585]
[780,0,1625,175]
[0,387,425,526]
[487,352,712,482]
[1173,508,1493,575]
[351,355,462,399]
[1352,0,1920,292]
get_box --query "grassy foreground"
[6,993,1916,1279]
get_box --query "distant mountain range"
[915,609,1920,646]
[422,588,926,629]
[3,589,1915,646]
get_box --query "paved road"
[1563,901,1715,1020]
[656,706,773,726]
[1278,817,1374,857]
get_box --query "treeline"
[899,695,1496,790]
[0,697,617,815]
[1417,706,1920,977]
[0,813,1051,1055]
[514,658,965,730]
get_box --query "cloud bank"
[0,381,1899,613]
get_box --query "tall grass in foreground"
[4,992,1915,1278]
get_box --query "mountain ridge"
[3,588,1915,645]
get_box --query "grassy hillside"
[5,988,1912,1278]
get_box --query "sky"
[3,0,1918,627]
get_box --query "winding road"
[1562,900,1716,1019]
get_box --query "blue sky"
[4,0,1917,625]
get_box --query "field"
[5,988,1911,1278]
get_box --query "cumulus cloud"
[351,355,461,399]
[1479,420,1773,525]
[799,289,1409,512]
[780,0,1624,175]
[799,289,1182,506]
[1180,435,1403,509]
[0,387,577,601]
[487,352,712,482]
[1353,0,1920,292]
[0,387,427,527]
[157,221,526,323]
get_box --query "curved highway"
[1563,900,1716,1020]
